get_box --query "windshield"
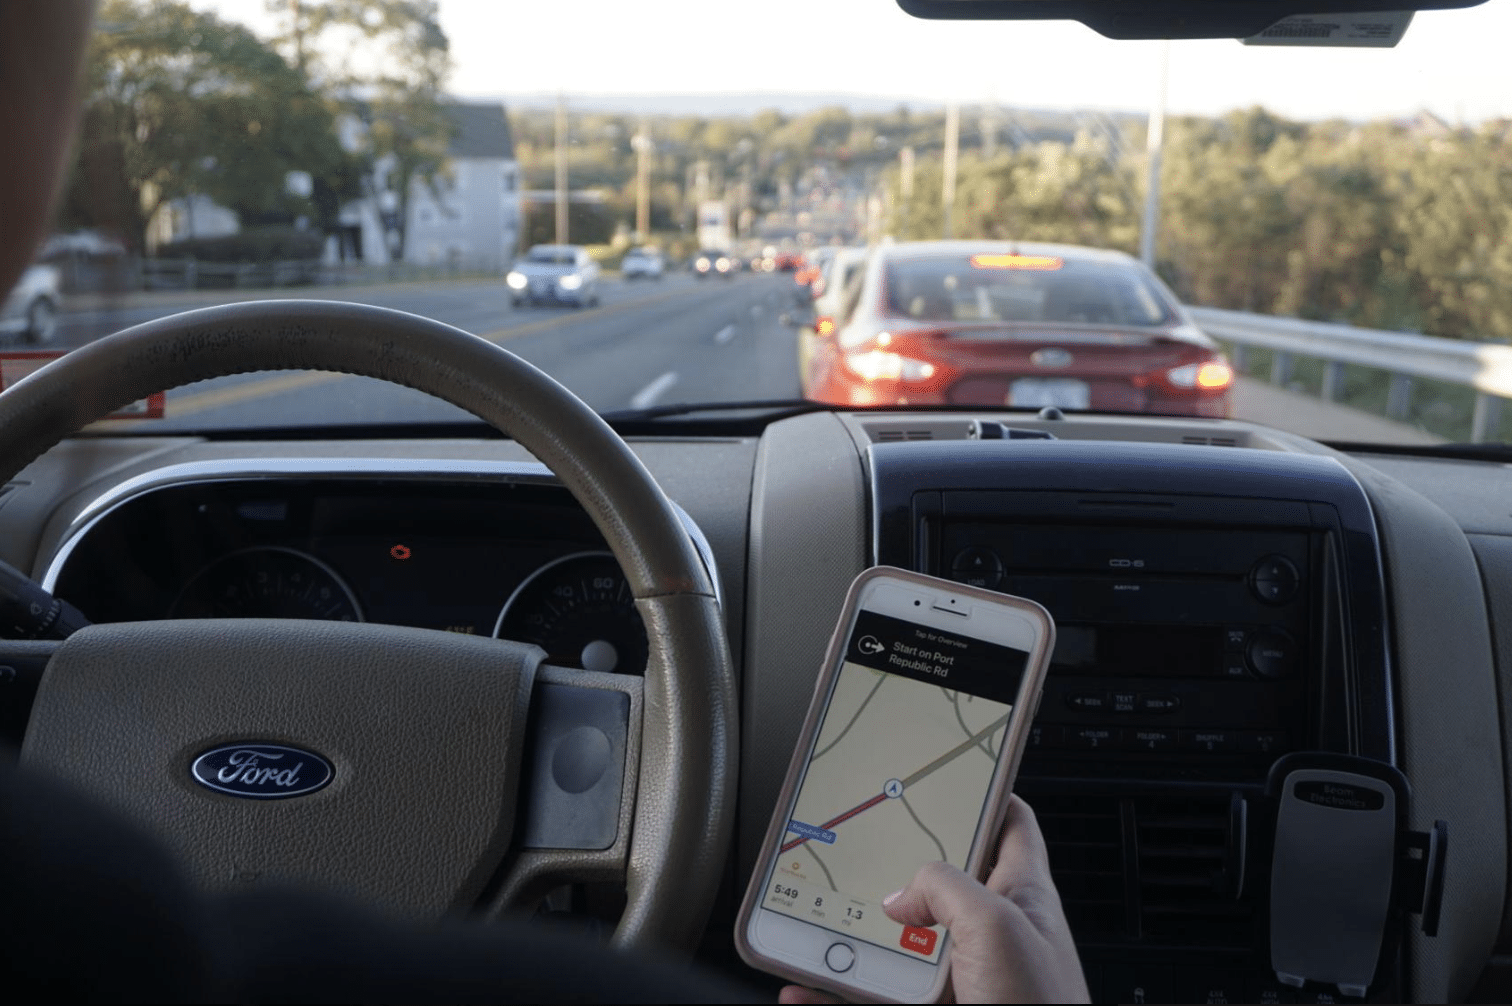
[14,0,1510,446]
[885,256,1172,326]
[525,248,576,265]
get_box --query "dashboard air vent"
[1136,793,1253,949]
[1034,793,1127,942]
[1181,436,1239,447]
[1030,790,1253,950]
[873,429,935,443]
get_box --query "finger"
[778,985,844,1004]
[882,859,1005,930]
[984,794,1054,896]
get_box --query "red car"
[802,241,1233,417]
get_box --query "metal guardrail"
[1189,306,1512,442]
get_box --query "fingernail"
[882,889,904,905]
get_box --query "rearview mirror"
[894,0,1486,40]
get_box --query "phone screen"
[760,608,1028,963]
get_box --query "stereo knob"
[1246,629,1297,679]
[1249,554,1299,605]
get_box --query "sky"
[197,0,1511,122]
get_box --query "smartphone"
[736,566,1055,1003]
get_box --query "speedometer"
[493,551,648,676]
[170,546,364,621]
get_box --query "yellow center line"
[167,370,347,418]
[101,283,707,424]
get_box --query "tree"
[270,0,454,262]
[57,0,346,252]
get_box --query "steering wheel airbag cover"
[23,619,539,916]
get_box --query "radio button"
[1128,727,1177,752]
[1224,627,1249,651]
[1250,555,1300,605]
[1238,729,1290,755]
[1247,630,1297,679]
[1066,692,1110,712]
[1221,656,1250,678]
[1028,724,1066,750]
[1069,726,1122,750]
[951,547,1004,589]
[1110,691,1138,713]
[1138,693,1181,713]
[1181,729,1236,753]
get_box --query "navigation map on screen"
[761,608,1028,962]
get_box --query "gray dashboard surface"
[6,420,1512,1002]
[1347,453,1512,536]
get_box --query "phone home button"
[825,942,856,973]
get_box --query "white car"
[621,247,665,280]
[0,264,62,343]
[506,245,602,308]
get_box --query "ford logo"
[1030,348,1074,368]
[191,743,333,799]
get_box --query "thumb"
[882,860,1002,931]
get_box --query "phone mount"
[1266,752,1447,999]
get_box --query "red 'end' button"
[899,925,938,956]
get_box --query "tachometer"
[170,546,363,622]
[493,551,648,675]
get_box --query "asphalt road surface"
[58,273,804,430]
[44,273,1438,443]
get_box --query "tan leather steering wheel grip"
[0,299,737,953]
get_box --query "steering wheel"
[0,300,737,953]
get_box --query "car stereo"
[866,437,1398,1004]
[938,521,1312,763]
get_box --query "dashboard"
[44,463,720,679]
[4,409,1510,1004]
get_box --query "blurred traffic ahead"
[507,245,603,308]
[789,241,1233,418]
[0,265,62,344]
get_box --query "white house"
[403,101,522,270]
[337,101,523,271]
[141,100,523,270]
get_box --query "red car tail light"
[843,349,937,382]
[1166,360,1234,391]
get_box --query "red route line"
[781,791,888,853]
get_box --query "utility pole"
[942,102,960,240]
[634,121,652,242]
[899,146,915,239]
[1140,41,1170,269]
[554,93,569,245]
[287,0,305,75]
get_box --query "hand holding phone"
[778,795,1089,1005]
[737,568,1059,1003]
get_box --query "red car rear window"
[884,256,1174,327]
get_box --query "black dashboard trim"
[40,458,724,611]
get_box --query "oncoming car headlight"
[558,274,583,291]
[506,271,528,290]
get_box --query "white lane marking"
[629,370,678,409]
[714,323,737,344]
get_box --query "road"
[55,274,803,429]
[42,273,1439,442]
